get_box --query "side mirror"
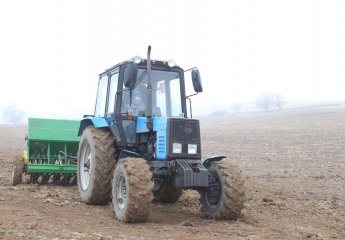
[191,69,203,93]
[124,62,137,89]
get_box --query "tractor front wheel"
[112,158,153,223]
[77,126,117,205]
[200,161,245,220]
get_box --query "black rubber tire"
[52,174,60,184]
[200,161,245,220]
[30,174,39,184]
[11,155,24,186]
[77,126,117,205]
[112,158,153,223]
[155,180,183,203]
[41,174,50,184]
[60,174,72,185]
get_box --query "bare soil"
[1,104,345,240]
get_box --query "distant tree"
[272,94,286,110]
[1,103,25,124]
[232,103,241,114]
[256,92,273,111]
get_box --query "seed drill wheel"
[11,155,24,186]
[41,174,50,184]
[153,180,183,203]
[112,158,153,223]
[52,174,61,184]
[30,174,39,184]
[77,126,117,205]
[200,161,245,220]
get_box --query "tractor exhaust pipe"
[146,45,153,131]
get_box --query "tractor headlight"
[172,143,182,154]
[188,144,198,154]
[167,59,176,67]
[133,55,142,64]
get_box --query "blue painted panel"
[136,117,168,133]
[78,117,111,136]
[155,118,167,160]
[153,117,168,131]
[91,117,109,128]
[136,117,148,133]
[136,117,168,160]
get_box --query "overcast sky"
[0,0,344,120]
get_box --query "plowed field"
[1,105,344,239]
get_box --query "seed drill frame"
[12,118,80,184]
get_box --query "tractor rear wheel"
[200,161,245,220]
[112,158,153,223]
[77,126,117,205]
[11,155,24,185]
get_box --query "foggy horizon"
[2,98,345,124]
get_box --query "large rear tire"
[200,161,245,220]
[11,155,24,186]
[77,126,117,205]
[112,158,153,223]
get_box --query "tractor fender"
[203,155,227,169]
[78,117,109,136]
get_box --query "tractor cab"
[95,59,188,119]
[83,51,203,157]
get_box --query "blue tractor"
[77,46,245,223]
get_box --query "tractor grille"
[170,119,200,143]
[167,118,201,159]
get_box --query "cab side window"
[121,85,130,114]
[94,75,108,117]
[107,72,119,115]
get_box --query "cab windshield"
[121,69,183,117]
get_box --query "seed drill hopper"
[12,118,80,185]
